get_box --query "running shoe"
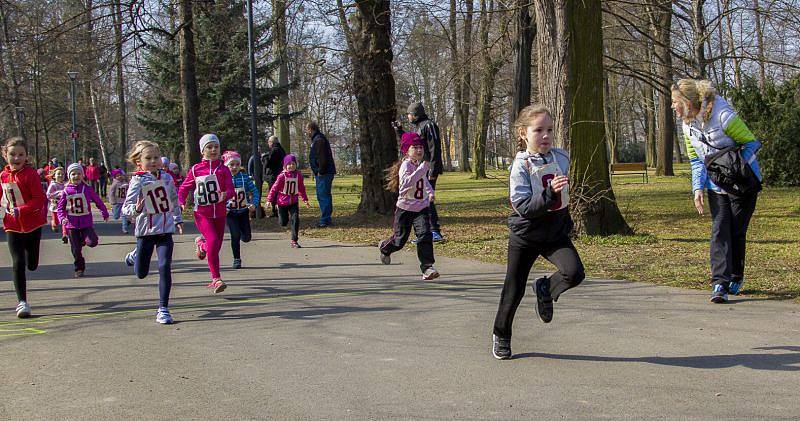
[232,259,242,269]
[61,235,68,244]
[15,301,31,319]
[380,253,391,265]
[728,280,743,296]
[212,279,227,294]
[125,250,136,267]
[290,240,301,249]
[194,236,206,260]
[122,228,129,234]
[710,284,728,303]
[431,231,443,242]
[156,307,173,324]
[534,277,554,323]
[74,270,84,278]
[492,334,511,360]
[422,267,440,280]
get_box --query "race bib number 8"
[142,181,172,214]
[1,182,25,211]
[282,177,298,195]
[530,162,569,212]
[194,174,221,206]
[404,179,426,200]
[66,193,89,216]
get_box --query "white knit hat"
[199,133,220,152]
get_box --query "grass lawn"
[252,164,800,301]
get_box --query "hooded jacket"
[396,159,434,212]
[267,169,309,207]
[508,149,573,242]
[123,170,182,237]
[178,159,235,219]
[56,182,109,230]
[1,164,47,233]
[46,180,66,212]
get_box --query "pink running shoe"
[194,236,207,260]
[212,279,227,294]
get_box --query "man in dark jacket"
[393,101,444,241]
[306,121,335,227]
[261,135,286,217]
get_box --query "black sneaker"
[534,277,554,323]
[492,334,511,360]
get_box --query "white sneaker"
[422,267,440,280]
[16,301,31,318]
[125,250,136,267]
[156,307,173,324]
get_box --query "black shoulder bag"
[694,129,762,197]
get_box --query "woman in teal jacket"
[671,79,762,303]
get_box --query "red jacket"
[1,164,47,233]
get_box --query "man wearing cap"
[262,135,286,217]
[393,102,444,241]
[306,121,335,227]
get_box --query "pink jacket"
[178,159,235,219]
[267,170,308,207]
[85,165,100,182]
[396,159,434,212]
[56,182,109,230]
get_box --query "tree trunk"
[753,0,766,90]
[472,0,500,180]
[337,0,398,214]
[691,0,708,78]
[89,82,111,168]
[273,0,291,152]
[459,0,474,172]
[113,0,127,168]
[534,0,571,149]
[511,0,534,121]
[179,0,201,168]
[643,83,657,167]
[723,0,742,89]
[604,72,618,164]
[567,0,631,235]
[449,0,464,171]
[649,0,674,176]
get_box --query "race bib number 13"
[142,181,172,214]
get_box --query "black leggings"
[226,211,252,259]
[707,190,758,286]
[278,203,300,241]
[379,207,435,273]
[493,235,585,339]
[135,234,174,308]
[6,228,43,302]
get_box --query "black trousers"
[707,190,758,286]
[266,178,278,216]
[6,228,42,302]
[428,177,440,232]
[380,207,435,273]
[135,234,173,308]
[493,234,585,339]
[226,211,252,259]
[278,203,300,241]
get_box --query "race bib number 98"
[194,174,221,206]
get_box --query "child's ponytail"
[384,158,404,192]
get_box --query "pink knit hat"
[400,132,425,155]
[222,150,241,165]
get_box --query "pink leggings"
[195,214,227,280]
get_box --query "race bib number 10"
[194,174,221,206]
[1,182,25,211]
[282,177,298,195]
[142,181,172,214]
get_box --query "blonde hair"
[127,140,161,167]
[2,136,28,155]
[50,166,65,180]
[514,104,553,152]
[671,78,717,122]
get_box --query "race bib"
[115,184,128,201]
[194,174,221,206]
[1,182,25,211]
[404,178,426,200]
[141,181,172,214]
[282,177,298,196]
[66,192,90,216]
[530,162,569,212]
[229,187,247,209]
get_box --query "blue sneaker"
[156,307,173,324]
[431,231,443,242]
[710,284,728,303]
[728,280,743,295]
[125,250,136,267]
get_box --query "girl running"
[492,105,585,360]
[122,140,183,324]
[265,154,310,248]
[108,169,130,234]
[1,137,47,318]
[378,132,439,280]
[178,133,235,293]
[46,166,68,242]
[223,150,259,267]
[57,163,109,277]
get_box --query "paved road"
[1,219,799,420]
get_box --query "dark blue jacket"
[309,131,335,176]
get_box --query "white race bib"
[282,177,298,196]
[229,186,247,209]
[115,184,128,201]
[194,174,221,206]
[141,181,173,214]
[66,192,90,216]
[529,162,569,212]
[404,178,426,200]
[1,182,25,211]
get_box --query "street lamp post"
[67,71,78,164]
[246,0,264,218]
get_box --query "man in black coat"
[393,101,444,241]
[262,135,286,217]
[306,121,336,227]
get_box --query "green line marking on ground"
[0,327,47,338]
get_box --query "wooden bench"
[609,162,648,183]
